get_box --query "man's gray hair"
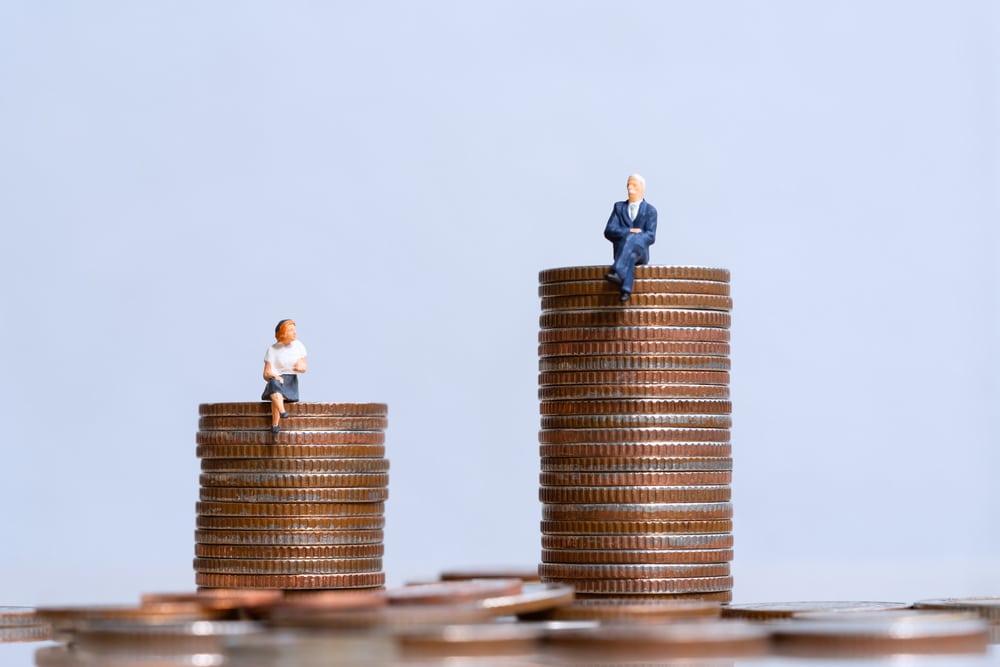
[628,173,646,188]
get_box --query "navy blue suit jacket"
[604,199,657,261]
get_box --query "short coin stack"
[195,402,389,590]
[537,265,733,602]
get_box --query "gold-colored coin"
[539,485,731,504]
[539,326,730,344]
[540,355,730,372]
[200,458,390,473]
[196,431,385,446]
[540,399,731,415]
[541,414,732,429]
[195,515,385,531]
[539,471,732,486]
[193,557,383,575]
[541,533,733,551]
[542,293,733,312]
[195,501,385,517]
[199,487,389,503]
[539,278,731,297]
[541,502,732,521]
[194,543,384,559]
[539,443,731,458]
[198,416,387,431]
[542,548,734,565]
[547,576,733,595]
[538,563,730,579]
[540,519,733,534]
[539,370,729,386]
[195,572,385,589]
[199,472,389,488]
[194,529,384,546]
[199,402,388,417]
[538,266,730,284]
[539,429,730,444]
[540,310,730,330]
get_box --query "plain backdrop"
[1,5,998,661]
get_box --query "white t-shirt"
[264,339,307,375]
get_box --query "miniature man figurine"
[604,174,657,302]
[262,319,307,433]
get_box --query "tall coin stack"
[195,402,389,590]
[537,266,733,602]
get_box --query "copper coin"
[575,590,734,602]
[200,458,390,473]
[539,370,729,386]
[542,414,732,429]
[198,472,389,488]
[140,589,284,610]
[539,341,730,358]
[196,572,385,589]
[198,416,387,431]
[539,471,732,486]
[769,617,990,657]
[542,533,733,550]
[199,487,389,503]
[721,601,912,620]
[273,589,387,610]
[0,625,52,643]
[542,548,734,565]
[540,519,733,534]
[538,266,730,283]
[0,606,41,627]
[545,620,767,660]
[546,598,721,621]
[35,603,230,635]
[199,402,388,417]
[539,278,731,297]
[541,503,733,521]
[540,310,730,330]
[541,457,732,472]
[196,516,384,531]
[914,597,1000,621]
[387,579,523,605]
[195,543,384,559]
[548,576,733,595]
[539,485,731,504]
[197,444,386,459]
[439,568,542,583]
[193,557,383,575]
[479,582,576,618]
[540,429,730,444]
[195,501,385,517]
[539,563,730,579]
[542,293,733,312]
[539,443,731,458]
[194,529,383,546]
[539,326,730,344]
[196,431,385,446]
[397,622,545,657]
[539,384,729,400]
[539,355,731,372]
[540,399,731,415]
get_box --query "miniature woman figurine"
[262,319,307,433]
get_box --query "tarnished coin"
[540,399,732,415]
[545,598,721,621]
[540,310,730,330]
[199,486,389,503]
[539,278,731,297]
[539,355,731,372]
[539,485,731,504]
[199,402,388,417]
[541,414,732,429]
[542,548,734,565]
[195,501,385,517]
[196,515,384,531]
[542,293,733,312]
[541,457,732,472]
[199,472,389,488]
[200,457,390,473]
[547,576,733,595]
[542,533,734,551]
[544,620,768,660]
[539,428,731,444]
[539,340,730,357]
[198,416,387,431]
[914,597,1000,621]
[722,601,912,620]
[541,502,733,521]
[196,572,385,589]
[539,563,730,580]
[540,519,733,534]
[195,529,384,546]
[539,443,732,458]
[193,557,383,575]
[538,266,730,284]
[197,444,386,459]
[539,383,729,400]
[196,431,385,446]
[539,326,730,344]
[539,471,732,486]
[195,543,384,559]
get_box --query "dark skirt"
[261,374,299,402]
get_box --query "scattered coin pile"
[537,265,733,602]
[195,402,389,590]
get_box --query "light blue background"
[1,5,997,663]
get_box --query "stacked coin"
[538,265,733,602]
[195,402,389,590]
